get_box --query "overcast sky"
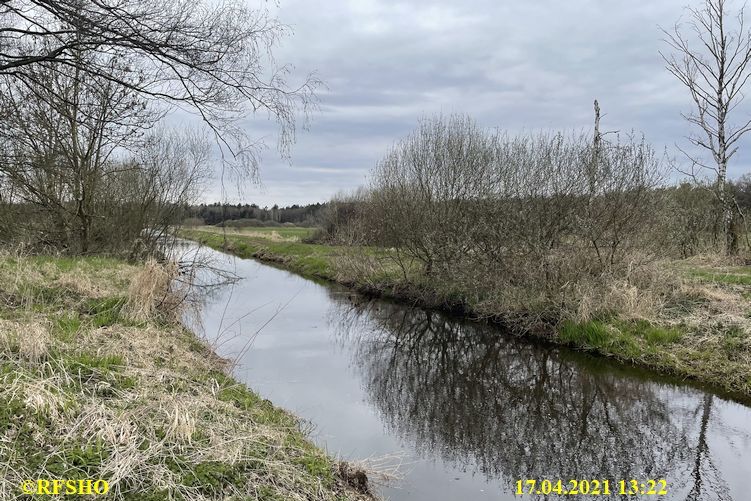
[199,0,751,206]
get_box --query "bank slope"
[0,253,372,500]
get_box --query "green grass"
[180,227,397,286]
[26,255,123,272]
[558,320,642,358]
[16,283,82,310]
[64,352,125,373]
[61,352,138,393]
[182,461,249,495]
[181,228,339,280]
[559,319,684,359]
[685,266,751,285]
[614,319,684,345]
[214,373,261,411]
[53,312,82,340]
[721,325,750,359]
[84,296,127,327]
[559,320,612,346]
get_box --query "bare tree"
[0,41,213,255]
[661,0,751,255]
[0,46,157,252]
[0,0,319,174]
[118,127,214,258]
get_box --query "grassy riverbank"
[181,226,751,401]
[0,252,372,500]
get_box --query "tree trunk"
[718,159,739,256]
[76,195,90,254]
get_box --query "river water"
[178,241,751,501]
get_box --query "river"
[178,241,751,501]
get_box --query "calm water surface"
[179,242,751,501]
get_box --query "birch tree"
[661,0,751,255]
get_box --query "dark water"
[179,242,751,501]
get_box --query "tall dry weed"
[124,259,179,322]
[18,322,49,363]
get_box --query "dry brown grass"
[0,319,19,354]
[18,322,49,363]
[124,258,179,322]
[0,319,50,363]
[240,230,297,242]
[680,251,751,268]
[195,226,301,242]
[571,259,682,323]
[54,272,111,299]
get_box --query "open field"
[180,227,751,401]
[186,225,316,242]
[181,227,364,280]
[0,252,372,500]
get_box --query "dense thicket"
[317,114,750,321]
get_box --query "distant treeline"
[184,202,326,227]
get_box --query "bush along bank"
[180,227,751,402]
[0,252,374,500]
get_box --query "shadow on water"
[177,241,751,501]
[328,296,748,500]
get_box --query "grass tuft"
[559,320,611,347]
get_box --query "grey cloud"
[202,0,751,205]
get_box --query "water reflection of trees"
[327,295,738,500]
